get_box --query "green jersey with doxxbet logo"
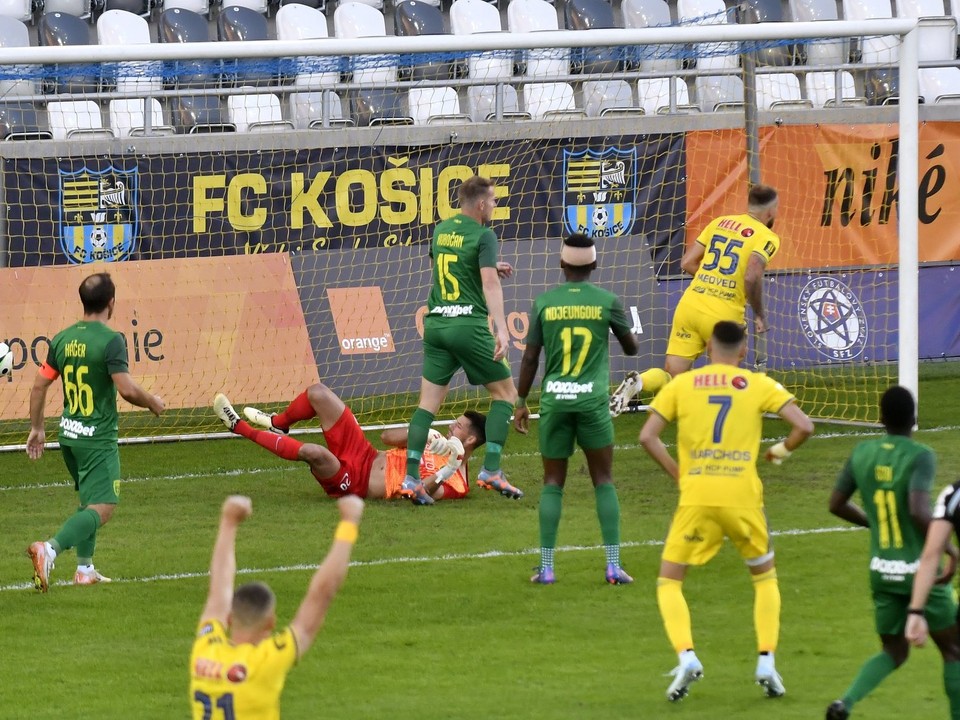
[834,435,936,593]
[528,281,632,412]
[47,321,129,447]
[425,213,498,327]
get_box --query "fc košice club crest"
[563,147,637,238]
[58,166,139,264]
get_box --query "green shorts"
[538,405,614,459]
[62,444,121,506]
[872,584,957,636]
[422,321,512,386]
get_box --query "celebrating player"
[189,494,362,719]
[514,233,639,585]
[639,320,813,702]
[25,272,165,592]
[213,382,483,502]
[825,386,960,720]
[610,185,780,415]
[400,174,523,505]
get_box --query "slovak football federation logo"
[58,166,139,264]
[798,277,868,360]
[563,147,637,238]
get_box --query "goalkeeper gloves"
[426,428,449,455]
[435,437,465,483]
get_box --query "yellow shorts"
[662,505,773,566]
[665,301,744,360]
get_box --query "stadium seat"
[0,103,51,140]
[787,0,849,65]
[695,75,745,111]
[919,67,960,103]
[863,68,898,105]
[756,72,811,109]
[450,0,512,81]
[582,79,638,116]
[275,4,338,90]
[42,0,92,18]
[219,6,278,86]
[842,0,898,65]
[677,0,738,71]
[467,84,529,120]
[157,8,219,87]
[637,76,697,113]
[338,0,383,11]
[0,0,32,23]
[0,17,36,97]
[109,98,175,136]
[103,0,152,17]
[222,0,269,16]
[97,10,162,94]
[48,100,115,139]
[523,82,581,119]
[408,86,469,124]
[508,0,570,78]
[227,91,294,132]
[804,70,864,106]
[39,12,98,94]
[564,0,619,75]
[622,0,681,72]
[897,0,957,62]
[737,0,791,66]
[334,3,395,84]
[162,0,210,16]
[289,91,351,127]
[351,88,413,126]
[394,0,451,82]
[170,95,235,132]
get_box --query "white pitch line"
[0,525,864,593]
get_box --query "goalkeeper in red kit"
[213,382,486,502]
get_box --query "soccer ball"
[592,206,609,230]
[0,342,13,377]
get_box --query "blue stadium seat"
[864,68,898,105]
[157,7,218,87]
[38,12,98,94]
[351,88,413,126]
[170,95,235,133]
[394,0,451,81]
[218,5,277,86]
[737,0,791,66]
[103,0,152,16]
[0,104,52,140]
[564,0,619,75]
[162,0,210,17]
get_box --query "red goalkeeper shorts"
[311,407,377,498]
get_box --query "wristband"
[515,397,527,408]
[907,608,925,616]
[334,521,358,544]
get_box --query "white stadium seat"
[523,82,581,119]
[408,87,468,125]
[162,0,209,16]
[97,10,162,94]
[109,98,175,137]
[221,0,269,16]
[276,4,339,90]
[49,100,115,140]
[756,73,812,110]
[227,92,294,132]
[637,77,696,114]
[507,0,570,78]
[678,0,738,71]
[0,17,36,97]
[920,67,960,103]
[804,70,863,106]
[451,0,512,80]
[897,0,957,62]
[289,91,350,128]
[623,0,680,71]
[334,3,395,84]
[842,0,899,64]
[695,75,745,111]
[468,84,528,121]
[582,80,635,116]
[788,0,849,65]
[0,0,31,23]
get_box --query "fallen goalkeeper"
[212,382,484,505]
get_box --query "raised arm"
[289,495,364,659]
[26,371,56,460]
[112,371,165,416]
[480,265,510,362]
[199,495,253,626]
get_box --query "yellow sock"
[640,368,672,395]
[752,568,781,653]
[657,577,693,653]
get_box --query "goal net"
[0,17,920,448]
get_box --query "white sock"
[679,649,698,664]
[44,542,57,562]
[77,564,94,573]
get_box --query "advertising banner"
[0,254,319,420]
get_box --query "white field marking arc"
[1,525,864,593]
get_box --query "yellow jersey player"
[639,321,813,703]
[610,185,781,415]
[189,494,363,720]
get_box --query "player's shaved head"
[232,582,276,629]
[712,321,747,350]
[464,410,486,448]
[748,185,778,211]
[79,272,116,315]
[880,385,915,435]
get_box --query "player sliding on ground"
[189,494,362,719]
[213,382,485,502]
[610,185,781,415]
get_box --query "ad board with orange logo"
[686,122,960,268]
[0,254,319,421]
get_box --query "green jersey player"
[402,175,522,505]
[826,386,960,719]
[514,233,639,584]
[26,272,164,592]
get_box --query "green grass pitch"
[3,366,960,719]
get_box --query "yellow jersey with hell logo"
[650,363,795,508]
[189,619,298,720]
[683,213,781,321]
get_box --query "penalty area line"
[0,525,864,593]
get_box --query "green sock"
[944,660,960,720]
[405,408,435,478]
[483,400,513,472]
[539,485,564,549]
[76,527,97,565]
[594,483,621,546]
[52,508,101,554]
[842,651,898,709]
